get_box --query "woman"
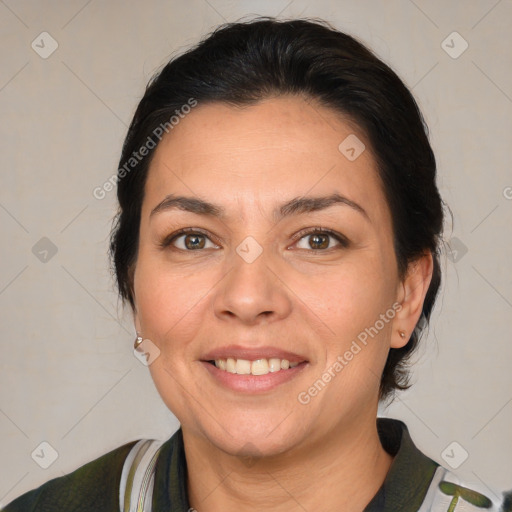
[3,17,508,512]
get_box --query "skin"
[132,95,433,512]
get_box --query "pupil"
[310,234,328,249]
[185,234,205,250]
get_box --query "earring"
[398,330,406,339]
[134,335,143,349]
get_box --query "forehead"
[143,96,388,224]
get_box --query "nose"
[213,247,293,326]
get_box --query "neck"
[183,416,393,512]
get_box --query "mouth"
[204,357,302,376]
[199,345,309,391]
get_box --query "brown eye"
[163,229,219,251]
[294,229,349,251]
[183,233,206,250]
[308,233,330,250]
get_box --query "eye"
[161,228,220,251]
[293,228,349,251]
[160,227,349,252]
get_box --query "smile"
[211,357,300,376]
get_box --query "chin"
[195,413,306,459]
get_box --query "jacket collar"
[364,418,439,511]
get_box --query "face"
[133,95,414,457]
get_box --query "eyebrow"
[149,193,370,222]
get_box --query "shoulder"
[421,466,509,511]
[373,418,510,511]
[2,440,139,512]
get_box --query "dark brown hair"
[110,17,445,401]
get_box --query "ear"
[129,267,141,335]
[132,301,142,335]
[392,251,434,349]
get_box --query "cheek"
[302,259,396,392]
[133,255,214,348]
[134,257,214,415]
[307,259,392,333]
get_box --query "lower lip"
[201,361,308,393]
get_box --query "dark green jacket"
[1,418,500,511]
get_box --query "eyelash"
[159,227,350,252]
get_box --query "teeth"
[235,359,251,375]
[226,357,237,373]
[251,359,269,375]
[214,357,302,375]
[269,358,281,372]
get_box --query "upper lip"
[201,345,308,363]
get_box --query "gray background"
[1,0,511,505]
